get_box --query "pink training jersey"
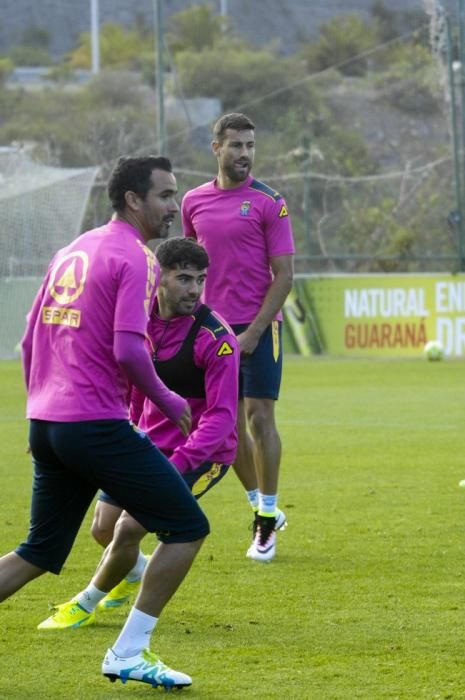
[181,175,295,324]
[131,303,239,473]
[22,219,159,422]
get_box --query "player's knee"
[91,501,123,547]
[90,517,114,547]
[247,404,277,439]
[112,512,146,548]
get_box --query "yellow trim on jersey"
[201,326,217,340]
[272,320,280,362]
[248,188,278,202]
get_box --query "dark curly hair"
[107,156,172,212]
[155,237,210,270]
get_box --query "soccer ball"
[423,340,444,361]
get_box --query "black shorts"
[16,419,209,574]
[231,321,283,400]
[99,460,230,506]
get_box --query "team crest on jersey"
[240,200,251,216]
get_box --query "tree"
[301,15,379,77]
[68,22,154,71]
[374,44,440,115]
[167,3,228,54]
[371,1,426,44]
[0,58,14,87]
[0,75,157,167]
[175,38,317,128]
[6,24,53,67]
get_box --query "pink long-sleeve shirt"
[22,220,184,423]
[132,303,239,473]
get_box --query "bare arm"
[237,254,294,355]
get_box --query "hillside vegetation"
[0,2,456,272]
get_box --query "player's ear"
[211,140,220,157]
[124,190,142,212]
[158,270,168,289]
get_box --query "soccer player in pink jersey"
[182,113,295,562]
[37,236,240,626]
[0,157,211,690]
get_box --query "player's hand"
[176,404,192,436]
[237,328,261,355]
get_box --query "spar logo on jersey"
[42,251,89,328]
[240,200,251,216]
[48,251,89,304]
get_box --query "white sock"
[76,583,107,613]
[246,488,259,511]
[126,551,148,583]
[258,493,277,516]
[112,607,158,658]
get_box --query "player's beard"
[173,296,198,315]
[157,216,175,239]
[224,160,251,183]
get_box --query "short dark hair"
[155,237,210,271]
[107,156,173,212]
[213,112,255,143]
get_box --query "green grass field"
[1,356,464,699]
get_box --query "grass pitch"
[0,356,464,699]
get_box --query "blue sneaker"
[102,648,192,689]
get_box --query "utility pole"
[446,15,465,269]
[219,0,228,34]
[292,137,313,261]
[302,136,312,259]
[154,0,165,153]
[90,0,100,74]
[455,0,465,269]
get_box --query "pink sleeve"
[114,330,187,423]
[264,196,295,257]
[21,280,47,391]
[129,385,145,425]
[170,330,239,472]
[181,194,196,238]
